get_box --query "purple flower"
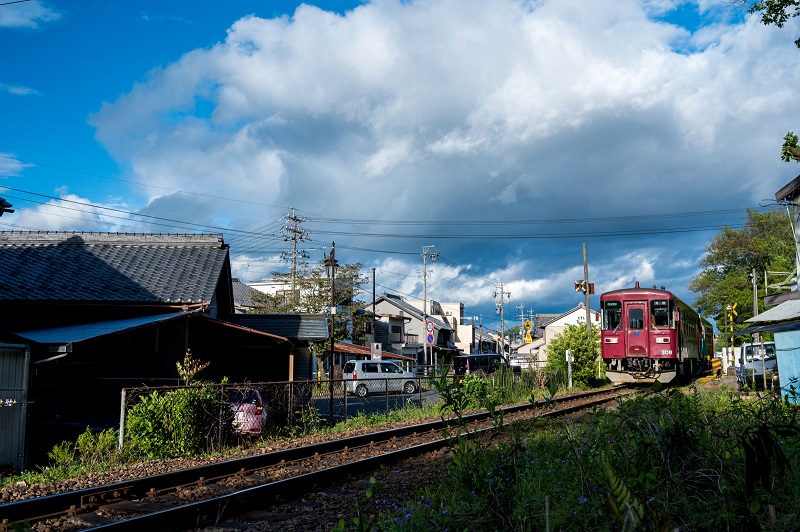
[578,497,587,504]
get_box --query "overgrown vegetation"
[370,384,800,531]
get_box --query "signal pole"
[583,243,591,332]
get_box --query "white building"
[516,303,600,368]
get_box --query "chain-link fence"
[119,377,431,451]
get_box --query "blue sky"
[1,0,799,334]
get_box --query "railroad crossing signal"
[728,303,737,328]
[574,280,595,294]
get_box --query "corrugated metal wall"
[0,344,30,472]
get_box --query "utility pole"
[281,208,309,307]
[422,245,438,371]
[372,267,376,344]
[495,281,510,362]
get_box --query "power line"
[0,154,287,209]
[0,0,32,6]
[308,207,764,226]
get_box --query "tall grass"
[375,384,800,531]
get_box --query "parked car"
[229,388,268,435]
[454,354,521,381]
[342,360,419,397]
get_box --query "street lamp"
[323,242,338,423]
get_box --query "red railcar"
[600,282,713,384]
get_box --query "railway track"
[1,385,633,531]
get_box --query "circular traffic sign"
[426,320,434,332]
[427,333,434,344]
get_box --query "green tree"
[688,209,794,344]
[741,0,800,47]
[545,322,601,387]
[251,261,370,353]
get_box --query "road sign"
[426,333,434,344]
[524,319,532,329]
[426,320,434,333]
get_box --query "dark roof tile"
[0,232,228,304]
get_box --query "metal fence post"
[118,389,127,451]
[217,386,225,451]
[342,379,347,421]
[288,382,294,428]
[385,378,389,416]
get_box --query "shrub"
[124,385,230,459]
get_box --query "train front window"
[602,300,622,330]
[651,299,673,330]
[629,308,644,330]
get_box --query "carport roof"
[9,311,196,345]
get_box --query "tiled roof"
[0,232,229,304]
[221,313,329,341]
[232,278,263,309]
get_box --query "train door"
[625,302,648,356]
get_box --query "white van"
[342,360,419,397]
[736,341,778,388]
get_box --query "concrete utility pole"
[422,245,438,370]
[495,281,510,361]
[583,243,591,332]
[282,208,309,306]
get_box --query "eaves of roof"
[326,341,416,362]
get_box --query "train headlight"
[604,338,618,344]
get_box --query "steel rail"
[88,387,626,531]
[0,386,628,529]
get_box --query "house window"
[391,325,402,334]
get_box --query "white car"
[342,360,418,397]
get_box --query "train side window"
[629,308,644,330]
[651,300,671,330]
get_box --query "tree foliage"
[688,209,794,344]
[746,0,800,47]
[251,261,370,351]
[545,322,601,387]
